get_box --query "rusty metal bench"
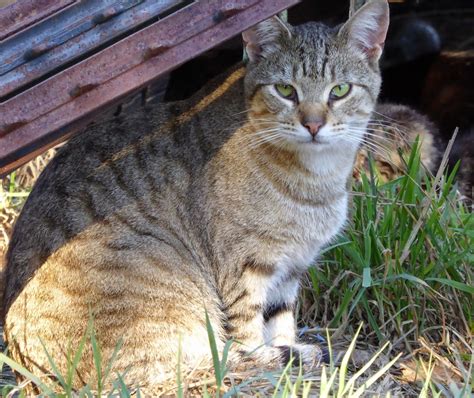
[0,0,300,177]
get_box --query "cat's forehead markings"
[90,68,245,175]
[292,63,300,80]
[320,45,330,80]
[301,60,308,78]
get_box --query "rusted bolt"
[143,45,171,61]
[214,3,249,22]
[93,7,120,24]
[69,83,99,98]
[24,43,50,61]
[213,10,226,23]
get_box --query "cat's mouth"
[308,136,330,145]
[292,136,330,146]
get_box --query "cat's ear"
[242,16,292,63]
[339,0,389,62]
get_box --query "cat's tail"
[354,103,442,182]
[373,103,443,172]
[363,103,471,201]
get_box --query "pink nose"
[304,122,323,136]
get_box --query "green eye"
[275,84,296,100]
[330,83,351,100]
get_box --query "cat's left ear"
[242,16,292,63]
[339,0,390,62]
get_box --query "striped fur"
[3,1,389,390]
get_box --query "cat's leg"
[4,239,224,391]
[223,262,292,367]
[264,276,325,369]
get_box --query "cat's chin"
[297,141,332,152]
[291,138,360,175]
[291,137,357,153]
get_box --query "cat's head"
[242,0,389,170]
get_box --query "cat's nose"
[304,121,323,136]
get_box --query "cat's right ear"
[339,0,390,62]
[242,16,292,63]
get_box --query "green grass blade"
[220,338,233,377]
[425,277,474,295]
[115,372,132,398]
[337,323,362,397]
[102,337,123,385]
[362,267,372,288]
[177,335,183,398]
[39,338,67,391]
[341,341,390,395]
[205,309,222,390]
[67,323,90,388]
[319,366,338,398]
[90,327,103,395]
[0,352,56,396]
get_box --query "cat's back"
[2,66,246,314]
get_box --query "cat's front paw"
[277,343,327,369]
[234,344,327,371]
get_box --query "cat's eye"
[329,83,352,100]
[275,84,297,101]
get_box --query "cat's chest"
[257,193,348,270]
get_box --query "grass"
[0,318,402,397]
[0,141,472,396]
[300,139,473,394]
[309,142,472,330]
[0,320,132,397]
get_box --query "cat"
[2,0,390,390]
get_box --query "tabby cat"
[2,0,392,390]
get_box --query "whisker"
[249,131,282,143]
[348,125,408,140]
[234,129,280,144]
[228,108,252,117]
[222,118,283,133]
[345,129,400,145]
[371,109,405,124]
[249,134,285,149]
[366,122,410,137]
[367,123,409,135]
[356,135,395,152]
[346,126,399,137]
[346,127,397,142]
[357,143,400,167]
[347,128,408,146]
[369,111,414,134]
[252,128,285,135]
[344,133,396,160]
[366,118,408,127]
[366,119,409,129]
[237,133,280,146]
[249,135,283,145]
